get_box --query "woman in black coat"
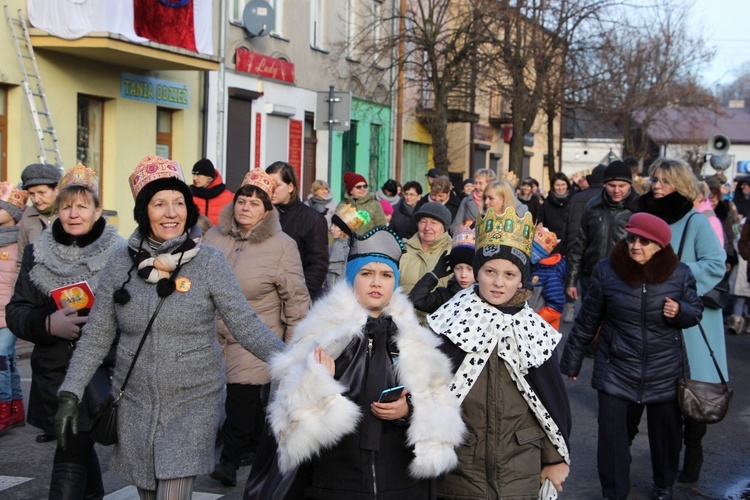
[538,172,571,255]
[560,213,703,500]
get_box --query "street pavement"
[1,318,749,499]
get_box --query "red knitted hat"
[344,171,367,193]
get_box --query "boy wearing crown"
[246,226,466,498]
[428,207,572,499]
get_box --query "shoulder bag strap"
[694,318,729,386]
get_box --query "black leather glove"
[55,391,79,450]
[47,307,87,341]
[431,251,452,279]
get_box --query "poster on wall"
[288,119,303,182]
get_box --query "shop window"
[0,86,6,180]
[156,108,173,159]
[369,123,381,188]
[77,96,103,181]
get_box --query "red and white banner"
[28,0,213,55]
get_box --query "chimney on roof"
[728,100,746,108]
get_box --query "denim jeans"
[0,327,22,402]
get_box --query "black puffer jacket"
[561,241,703,403]
[563,186,602,261]
[390,198,418,241]
[538,192,570,255]
[565,187,639,288]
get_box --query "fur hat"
[192,158,215,177]
[625,212,672,248]
[450,225,475,269]
[344,172,367,193]
[0,181,28,222]
[21,163,61,189]
[241,167,276,199]
[413,201,452,231]
[59,163,99,196]
[345,226,406,289]
[603,160,633,184]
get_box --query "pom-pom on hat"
[21,163,61,189]
[59,163,99,196]
[241,167,276,199]
[129,155,185,201]
[603,160,633,185]
[531,226,558,264]
[625,212,672,248]
[192,158,215,177]
[345,226,406,289]
[344,171,367,193]
[413,201,452,231]
[0,181,28,222]
[332,203,370,236]
[450,225,476,269]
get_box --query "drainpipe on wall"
[215,0,228,174]
[393,0,406,183]
[201,71,209,158]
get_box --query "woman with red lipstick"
[7,164,124,498]
[428,207,572,499]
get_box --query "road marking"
[104,485,222,499]
[0,476,33,492]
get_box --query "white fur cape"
[267,282,466,478]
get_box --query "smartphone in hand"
[378,385,405,403]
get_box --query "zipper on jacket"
[637,283,647,403]
[371,450,378,498]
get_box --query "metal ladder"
[5,6,64,168]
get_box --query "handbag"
[677,320,733,424]
[677,213,728,309]
[89,294,168,445]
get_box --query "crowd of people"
[0,154,740,500]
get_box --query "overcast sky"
[689,0,750,87]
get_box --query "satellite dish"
[243,0,275,38]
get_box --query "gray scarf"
[0,226,20,248]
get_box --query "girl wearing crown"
[428,207,572,499]
[246,226,466,499]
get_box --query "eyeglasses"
[626,233,655,246]
[650,176,671,186]
[353,183,368,190]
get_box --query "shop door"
[226,97,252,192]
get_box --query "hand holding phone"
[378,385,405,403]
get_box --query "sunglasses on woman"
[625,233,655,246]
[354,183,368,190]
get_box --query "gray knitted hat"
[21,163,61,189]
[413,201,452,231]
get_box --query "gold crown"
[241,167,276,199]
[0,181,28,210]
[59,163,99,195]
[476,207,534,257]
[333,203,369,233]
[534,225,558,254]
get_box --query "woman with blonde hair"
[452,168,497,231]
[481,180,528,218]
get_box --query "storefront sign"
[235,48,295,84]
[121,73,189,108]
[254,113,262,168]
[474,123,494,143]
[288,119,303,181]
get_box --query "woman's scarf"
[638,191,694,224]
[428,286,570,464]
[128,225,202,283]
[0,226,20,247]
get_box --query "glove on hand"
[55,391,79,451]
[431,251,452,279]
[48,307,87,341]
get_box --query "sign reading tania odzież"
[121,73,190,108]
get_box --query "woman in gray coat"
[55,156,286,500]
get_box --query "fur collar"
[638,191,693,224]
[609,240,679,288]
[216,202,281,244]
[268,283,465,478]
[51,216,106,247]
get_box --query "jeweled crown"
[476,207,534,257]
[241,167,276,198]
[332,203,370,235]
[59,163,99,195]
[0,181,28,210]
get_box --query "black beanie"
[472,244,530,283]
[134,177,200,237]
[603,160,632,184]
[192,158,215,177]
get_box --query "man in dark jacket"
[566,161,640,303]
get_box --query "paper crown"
[332,203,370,236]
[241,167,276,198]
[476,207,534,257]
[59,163,99,195]
[348,226,406,265]
[452,224,476,250]
[0,181,28,210]
[129,155,185,200]
[531,225,559,262]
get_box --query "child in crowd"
[0,182,28,434]
[246,226,465,498]
[428,207,571,499]
[529,226,567,330]
[409,225,476,313]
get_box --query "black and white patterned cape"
[428,286,570,467]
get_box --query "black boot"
[210,460,237,486]
[48,463,87,500]
[651,485,673,500]
[83,452,104,500]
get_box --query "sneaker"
[210,460,237,487]
[728,315,744,335]
[562,302,575,323]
